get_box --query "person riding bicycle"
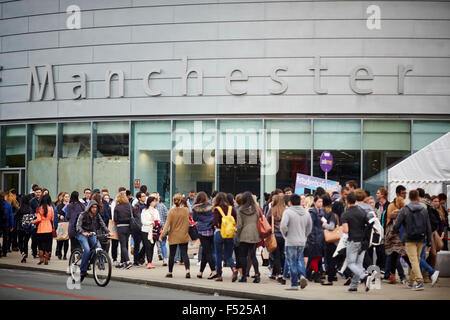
[76,200,110,279]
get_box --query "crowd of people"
[0,180,448,292]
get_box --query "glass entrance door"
[1,170,21,193]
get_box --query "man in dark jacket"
[392,190,432,291]
[76,200,109,279]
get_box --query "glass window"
[218,120,262,198]
[27,124,57,199]
[1,125,26,168]
[173,120,215,197]
[313,120,361,188]
[57,122,91,196]
[413,120,450,152]
[132,121,171,207]
[264,120,311,194]
[93,121,129,198]
[363,120,411,196]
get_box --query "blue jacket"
[99,199,112,226]
[192,203,215,234]
[305,206,325,258]
[1,200,14,228]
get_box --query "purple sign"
[320,151,333,173]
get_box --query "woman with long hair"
[113,192,134,269]
[320,193,339,285]
[304,195,325,283]
[65,191,85,253]
[5,189,19,252]
[141,196,160,269]
[159,193,191,278]
[192,191,217,279]
[55,192,70,260]
[33,194,54,265]
[16,193,34,263]
[213,192,238,282]
[235,192,260,283]
[267,194,287,283]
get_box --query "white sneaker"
[300,276,308,289]
[431,270,439,287]
[285,285,299,291]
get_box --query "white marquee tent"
[387,132,450,201]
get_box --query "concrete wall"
[1,1,450,121]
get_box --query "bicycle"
[68,232,112,287]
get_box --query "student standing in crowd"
[384,196,408,285]
[341,192,371,292]
[153,192,169,266]
[280,194,312,290]
[192,191,217,279]
[113,192,134,269]
[91,191,111,253]
[213,192,238,282]
[34,195,54,265]
[81,188,91,207]
[5,189,19,252]
[0,191,14,258]
[305,195,325,283]
[141,196,160,269]
[159,193,191,278]
[65,191,85,253]
[267,194,286,283]
[321,193,339,285]
[110,187,127,266]
[392,190,432,291]
[437,193,448,250]
[55,192,70,260]
[29,186,42,259]
[16,194,34,263]
[235,192,260,283]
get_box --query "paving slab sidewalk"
[0,251,449,300]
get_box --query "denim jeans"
[420,244,435,275]
[159,239,168,259]
[346,241,366,289]
[76,234,100,272]
[214,231,235,276]
[285,246,306,287]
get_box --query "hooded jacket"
[236,205,260,244]
[393,201,432,245]
[280,205,312,247]
[76,200,109,235]
[192,203,215,234]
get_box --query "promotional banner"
[294,173,341,195]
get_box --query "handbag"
[264,214,277,253]
[55,222,69,241]
[431,230,444,254]
[129,204,142,234]
[257,208,272,239]
[324,214,343,243]
[188,216,199,241]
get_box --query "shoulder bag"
[324,213,343,243]
[264,214,277,253]
[129,203,142,234]
[257,207,272,239]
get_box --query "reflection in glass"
[93,122,129,197]
[27,124,57,199]
[313,120,361,188]
[363,120,411,196]
[264,120,311,194]
[1,125,26,168]
[173,120,215,197]
[133,121,171,207]
[413,120,450,152]
[218,120,262,198]
[57,123,91,195]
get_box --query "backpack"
[407,208,427,241]
[22,212,37,234]
[216,206,236,239]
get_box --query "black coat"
[304,206,325,258]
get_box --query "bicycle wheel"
[93,250,112,287]
[68,249,83,281]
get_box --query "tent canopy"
[387,132,450,201]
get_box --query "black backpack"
[407,208,426,241]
